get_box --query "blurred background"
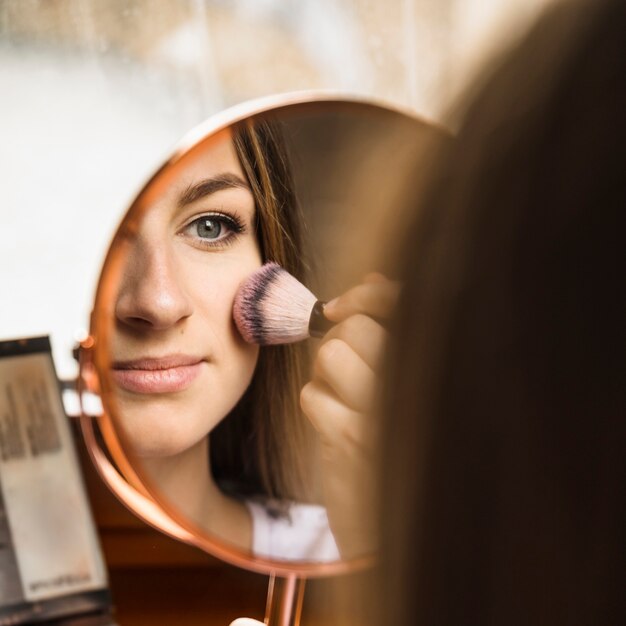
[0,0,555,379]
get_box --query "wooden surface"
[108,567,268,626]
[107,569,361,626]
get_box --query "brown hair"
[377,0,626,624]
[209,116,317,502]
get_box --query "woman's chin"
[112,407,213,460]
[105,379,249,459]
[126,437,197,460]
[116,427,202,460]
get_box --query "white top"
[245,500,341,562]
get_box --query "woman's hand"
[300,273,400,558]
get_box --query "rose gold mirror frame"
[78,91,436,625]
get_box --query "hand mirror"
[78,93,444,622]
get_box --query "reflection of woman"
[109,118,338,560]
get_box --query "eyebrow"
[178,173,250,207]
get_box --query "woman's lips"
[111,355,205,394]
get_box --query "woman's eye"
[180,212,245,248]
[195,217,225,240]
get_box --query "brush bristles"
[233,262,318,345]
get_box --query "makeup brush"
[233,262,333,345]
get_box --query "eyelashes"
[179,211,247,250]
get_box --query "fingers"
[323,275,401,323]
[312,338,377,412]
[300,380,369,450]
[301,277,391,457]
[322,314,389,371]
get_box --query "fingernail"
[324,298,338,314]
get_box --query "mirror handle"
[264,573,305,626]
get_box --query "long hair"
[209,116,317,502]
[378,1,626,624]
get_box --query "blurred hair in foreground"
[363,0,626,624]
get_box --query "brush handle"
[309,301,334,338]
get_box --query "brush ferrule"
[309,301,333,338]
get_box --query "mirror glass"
[84,98,443,569]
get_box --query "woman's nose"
[115,240,192,331]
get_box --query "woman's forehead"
[145,130,253,218]
[176,129,246,193]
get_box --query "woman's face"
[109,129,262,457]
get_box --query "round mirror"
[79,94,444,578]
